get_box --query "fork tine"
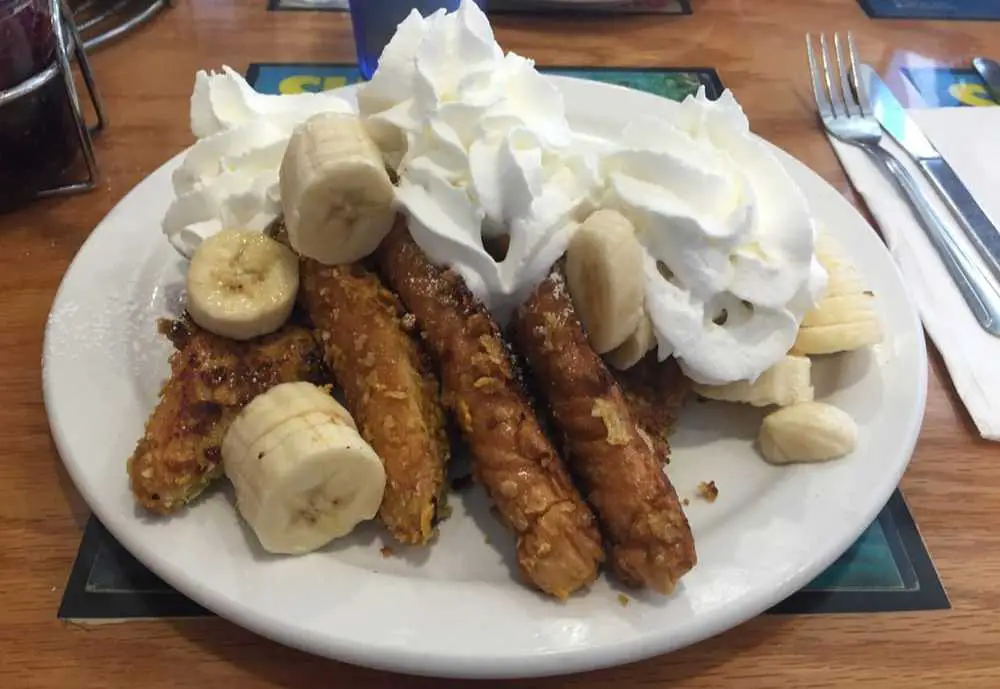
[806,34,833,120]
[833,34,860,117]
[819,34,845,118]
[846,32,872,117]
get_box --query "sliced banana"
[280,112,396,266]
[186,229,299,341]
[233,381,355,435]
[565,209,645,354]
[794,320,883,355]
[800,293,879,328]
[693,355,812,407]
[758,401,858,464]
[816,234,866,298]
[604,311,656,371]
[223,382,385,555]
[794,235,882,355]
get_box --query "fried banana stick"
[512,270,697,594]
[128,320,328,514]
[614,354,692,464]
[300,259,450,545]
[376,223,604,599]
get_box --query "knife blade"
[973,57,1000,102]
[867,65,1000,285]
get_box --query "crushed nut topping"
[591,398,631,446]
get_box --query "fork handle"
[863,144,1000,337]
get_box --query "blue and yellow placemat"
[901,66,997,108]
[57,64,947,620]
[268,0,691,14]
[245,62,720,99]
[860,0,1000,21]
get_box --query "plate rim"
[42,75,928,679]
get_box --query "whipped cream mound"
[358,0,824,384]
[163,66,354,258]
[357,0,600,322]
[603,90,827,385]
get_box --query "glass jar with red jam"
[0,0,80,210]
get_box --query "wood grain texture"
[3,0,1000,686]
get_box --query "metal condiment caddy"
[76,0,171,51]
[0,0,171,199]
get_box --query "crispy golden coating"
[300,259,450,545]
[613,354,692,464]
[128,320,328,515]
[376,222,604,599]
[512,270,697,594]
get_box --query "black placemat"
[769,491,948,614]
[57,489,948,620]
[860,0,1000,21]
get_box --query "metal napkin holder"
[77,0,171,51]
[0,0,171,198]
[0,0,104,197]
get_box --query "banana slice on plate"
[223,382,386,555]
[758,401,858,464]
[604,311,656,371]
[231,381,357,439]
[565,209,646,354]
[186,229,299,341]
[794,320,882,355]
[693,355,813,407]
[816,233,867,298]
[280,112,396,266]
[800,293,879,328]
[794,235,882,355]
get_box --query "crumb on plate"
[682,498,690,507]
[617,593,630,607]
[697,481,718,503]
[380,546,393,558]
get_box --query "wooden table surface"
[4,0,1000,687]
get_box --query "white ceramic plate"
[43,77,927,679]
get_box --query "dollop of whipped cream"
[601,90,827,385]
[357,0,600,321]
[163,66,354,257]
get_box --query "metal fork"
[806,32,1000,336]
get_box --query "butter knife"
[868,69,1000,285]
[973,57,1000,102]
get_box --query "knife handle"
[973,57,1000,102]
[865,144,1000,337]
[917,157,1000,285]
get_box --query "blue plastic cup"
[348,0,487,80]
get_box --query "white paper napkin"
[826,106,1000,440]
